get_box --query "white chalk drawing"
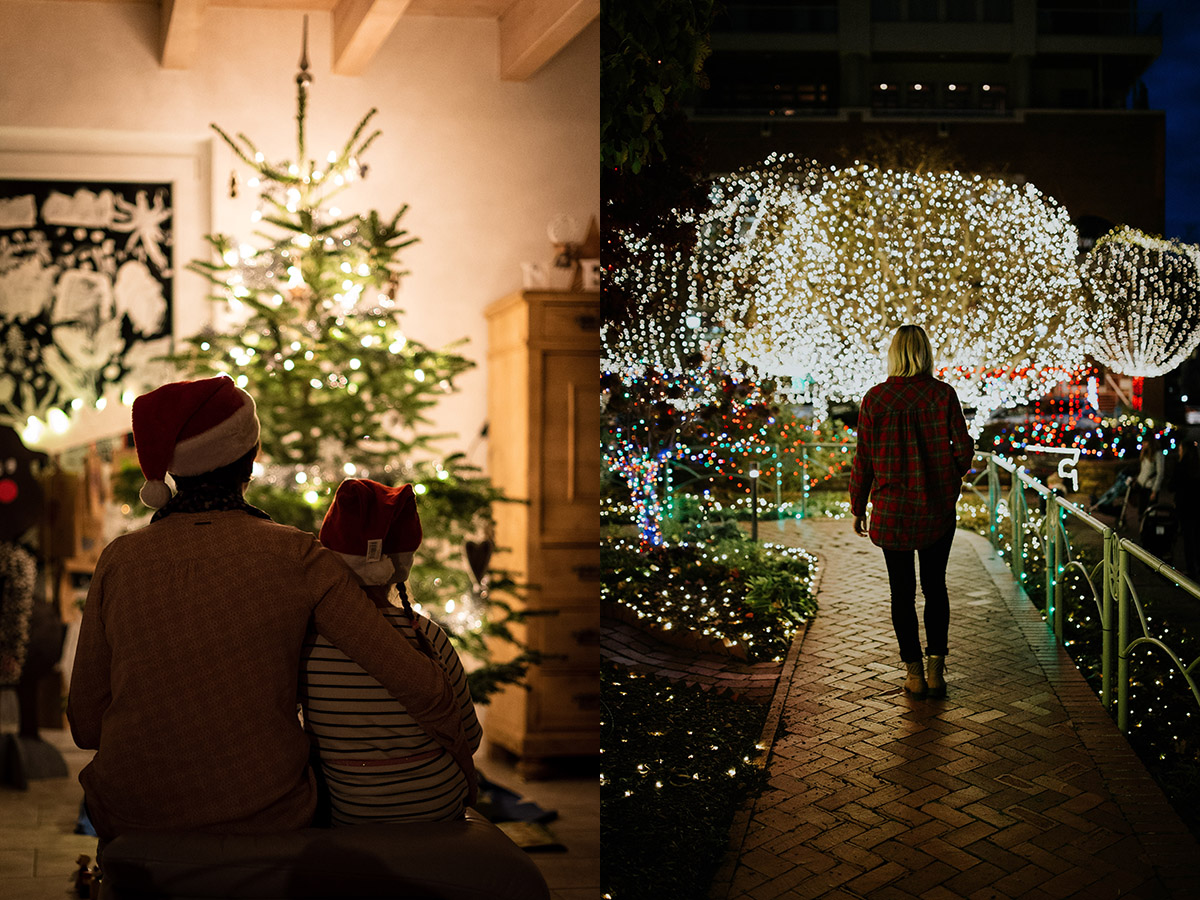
[0,179,173,426]
[113,260,167,335]
[43,189,117,228]
[0,196,35,230]
[113,190,172,272]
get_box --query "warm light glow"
[1082,226,1200,377]
[21,416,44,444]
[714,157,1088,430]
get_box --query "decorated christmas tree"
[169,31,536,701]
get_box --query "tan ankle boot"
[903,661,927,698]
[926,655,947,698]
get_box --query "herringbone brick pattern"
[712,520,1200,900]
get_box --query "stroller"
[1140,502,1179,559]
[1089,469,1134,522]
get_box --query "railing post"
[1053,501,1065,640]
[801,446,809,520]
[1044,493,1057,633]
[1117,542,1130,733]
[1101,529,1114,710]
[1011,471,1025,587]
[987,455,999,550]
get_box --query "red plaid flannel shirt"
[849,375,975,550]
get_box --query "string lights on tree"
[603,176,777,546]
[171,22,535,700]
[1082,226,1200,378]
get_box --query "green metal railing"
[977,452,1200,735]
[661,442,855,522]
[659,441,1200,735]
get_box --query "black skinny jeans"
[881,526,955,663]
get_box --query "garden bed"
[600,662,769,900]
[601,530,818,663]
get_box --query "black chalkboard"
[0,179,174,422]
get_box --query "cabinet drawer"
[535,607,601,670]
[533,671,600,732]
[540,304,601,343]
[533,546,601,593]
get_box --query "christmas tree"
[169,30,536,701]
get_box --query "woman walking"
[849,325,975,698]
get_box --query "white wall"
[0,3,599,460]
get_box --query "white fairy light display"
[1082,226,1200,378]
[720,157,1090,431]
[603,156,825,397]
[602,161,807,544]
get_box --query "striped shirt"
[300,607,482,824]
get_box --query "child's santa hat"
[319,479,422,585]
[131,376,261,509]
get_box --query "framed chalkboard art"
[0,179,174,418]
[0,131,211,448]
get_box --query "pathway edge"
[961,527,1200,895]
[708,546,827,900]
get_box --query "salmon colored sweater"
[68,510,474,839]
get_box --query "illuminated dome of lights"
[603,157,824,408]
[716,157,1090,430]
[1082,226,1200,378]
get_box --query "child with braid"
[301,479,482,824]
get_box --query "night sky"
[1140,0,1200,241]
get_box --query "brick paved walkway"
[712,519,1200,900]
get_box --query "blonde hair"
[887,324,934,377]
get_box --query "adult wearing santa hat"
[68,376,475,843]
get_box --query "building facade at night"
[689,0,1173,413]
[691,0,1164,239]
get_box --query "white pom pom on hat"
[131,376,261,509]
[319,479,422,585]
[139,480,173,510]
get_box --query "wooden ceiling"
[155,0,598,80]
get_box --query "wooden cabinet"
[484,290,600,775]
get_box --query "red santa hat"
[319,479,422,585]
[131,376,261,509]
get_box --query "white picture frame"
[0,127,213,451]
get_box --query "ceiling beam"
[161,0,208,70]
[499,0,597,82]
[332,0,414,77]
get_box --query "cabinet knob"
[575,314,599,331]
[571,628,601,647]
[573,692,601,711]
[573,565,601,581]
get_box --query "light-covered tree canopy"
[1082,226,1200,378]
[718,157,1090,429]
